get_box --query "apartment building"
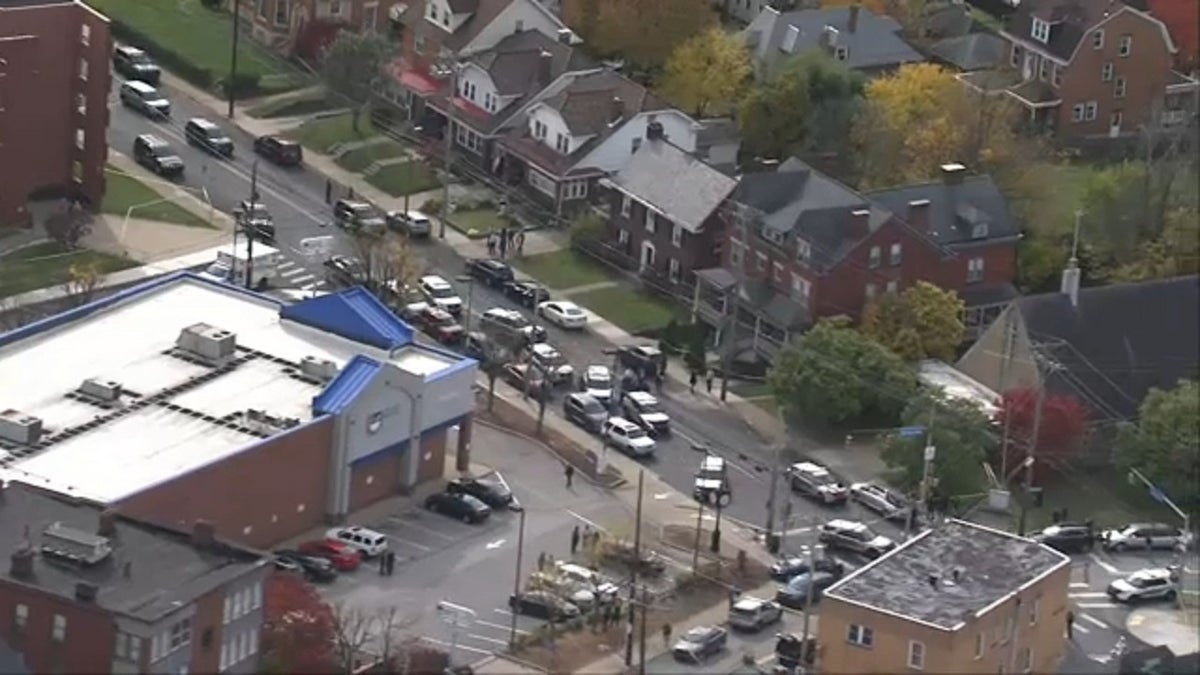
[818,519,1071,674]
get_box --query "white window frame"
[1030,598,1039,625]
[866,283,877,300]
[221,641,230,671]
[791,273,810,300]
[908,640,925,670]
[889,242,902,266]
[555,133,570,154]
[14,604,27,629]
[617,229,630,245]
[116,632,129,659]
[1101,62,1113,81]
[563,179,587,200]
[455,124,482,154]
[224,596,232,624]
[275,0,289,27]
[1072,103,1085,122]
[79,58,88,82]
[1038,58,1049,81]
[796,239,811,263]
[1031,18,1050,43]
[755,251,767,272]
[1020,646,1032,673]
[1010,44,1020,68]
[169,618,192,651]
[1084,101,1098,121]
[80,23,91,45]
[868,245,881,268]
[671,223,682,247]
[526,168,556,198]
[847,623,874,647]
[330,0,343,16]
[668,258,681,284]
[252,582,262,610]
[886,280,898,294]
[1118,35,1131,57]
[730,239,744,267]
[1092,30,1104,49]
[1114,76,1126,98]
[533,119,547,139]
[52,614,66,642]
[772,261,785,283]
[1051,65,1062,87]
[967,257,985,283]
[620,195,631,217]
[644,207,656,233]
[1110,110,1123,129]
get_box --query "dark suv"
[253,135,303,167]
[1032,523,1095,553]
[112,45,161,84]
[466,259,515,287]
[133,134,184,178]
[185,118,234,158]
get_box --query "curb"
[473,416,627,490]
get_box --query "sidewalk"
[1126,607,1200,656]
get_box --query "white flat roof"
[0,277,456,503]
[918,359,1001,416]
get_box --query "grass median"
[0,242,139,299]
[101,171,213,228]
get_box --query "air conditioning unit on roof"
[79,378,122,402]
[176,323,237,362]
[0,409,43,446]
[300,355,338,382]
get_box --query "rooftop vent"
[0,409,44,446]
[40,522,112,566]
[176,323,237,363]
[928,573,940,590]
[78,378,123,403]
[299,355,338,382]
[10,548,34,579]
[75,582,99,603]
[242,409,302,435]
[556,27,572,44]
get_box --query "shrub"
[219,72,263,98]
[200,0,223,8]
[420,198,442,214]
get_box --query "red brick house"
[965,0,1198,142]
[1142,0,1199,73]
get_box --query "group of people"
[376,550,398,576]
[486,227,525,258]
[570,524,602,556]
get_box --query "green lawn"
[247,88,342,119]
[1022,162,1096,238]
[365,160,440,197]
[571,285,686,336]
[1023,469,1179,530]
[449,210,510,238]
[287,113,379,153]
[335,140,409,173]
[101,171,212,228]
[0,242,139,299]
[512,249,614,290]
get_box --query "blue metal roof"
[312,354,383,415]
[279,287,413,350]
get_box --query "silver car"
[1101,523,1192,552]
[849,482,909,521]
[1107,568,1179,603]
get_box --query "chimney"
[928,573,939,590]
[820,25,840,49]
[10,548,34,579]
[646,120,664,141]
[537,49,553,86]
[98,509,117,536]
[1060,256,1081,307]
[75,582,98,603]
[849,208,871,237]
[941,163,967,185]
[849,3,861,33]
[952,568,962,583]
[556,28,573,45]
[907,199,932,232]
[191,519,215,548]
[609,96,624,123]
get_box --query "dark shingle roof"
[930,32,1008,71]
[542,70,667,136]
[443,0,518,52]
[745,6,924,71]
[472,30,592,97]
[1007,0,1124,61]
[611,139,737,233]
[1016,275,1200,420]
[446,0,480,12]
[866,174,1020,247]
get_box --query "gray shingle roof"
[471,30,592,97]
[930,32,1008,71]
[611,139,738,233]
[1006,0,1121,62]
[744,6,925,71]
[866,174,1020,247]
[541,70,667,136]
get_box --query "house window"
[1072,103,1085,121]
[868,245,881,268]
[1031,18,1050,44]
[972,222,989,238]
[275,0,289,26]
[1101,62,1113,81]
[1118,35,1131,57]
[555,133,570,153]
[847,623,874,647]
[620,195,631,217]
[563,180,588,200]
[533,120,547,139]
[427,2,437,21]
[1030,598,1039,625]
[1111,110,1123,128]
[233,590,243,618]
[631,137,642,154]
[362,3,377,30]
[730,239,745,267]
[1038,58,1049,81]
[252,582,262,610]
[618,229,630,245]
[483,93,494,112]
[975,633,984,659]
[908,640,926,670]
[75,92,87,116]
[1092,30,1104,49]
[796,239,811,263]
[1020,647,1032,673]
[1085,101,1097,120]
[330,0,342,16]
[79,58,88,81]
[772,262,784,283]
[223,596,232,624]
[791,274,810,300]
[755,251,767,272]
[671,223,682,247]
[14,604,27,630]
[460,81,476,101]
[884,280,897,294]
[967,257,985,283]
[249,629,259,656]
[644,208,656,233]
[170,618,192,651]
[1052,65,1062,87]
[414,33,426,54]
[80,23,90,45]
[865,283,877,300]
[763,228,785,246]
[889,242,902,266]
[1010,44,1020,68]
[527,168,556,197]
[52,614,66,642]
[257,0,267,18]
[442,12,450,26]
[221,641,230,671]
[668,258,681,283]
[1114,77,1126,98]
[835,45,848,61]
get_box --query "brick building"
[0,0,111,229]
[0,273,477,550]
[818,519,1071,674]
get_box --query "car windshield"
[811,472,839,487]
[580,398,606,414]
[428,284,456,299]
[460,494,487,509]
[147,144,170,157]
[730,604,759,618]
[698,467,724,481]
[477,473,510,495]
[586,371,611,386]
[634,399,661,414]
[243,204,270,220]
[1129,575,1163,588]
[129,51,153,64]
[682,628,710,643]
[626,425,648,439]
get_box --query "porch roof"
[1007,80,1062,108]
[695,267,738,291]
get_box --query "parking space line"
[567,510,605,531]
[1076,602,1119,609]
[1069,592,1108,598]
[390,516,457,541]
[387,535,432,552]
[1073,624,1091,634]
[419,636,491,656]
[468,634,510,646]
[1080,613,1107,629]
[1089,553,1120,574]
[476,619,528,634]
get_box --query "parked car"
[579,365,613,405]
[615,344,665,377]
[818,519,897,559]
[1107,568,1179,603]
[1032,523,1096,554]
[463,331,489,360]
[466,258,515,287]
[409,304,465,345]
[297,539,361,571]
[184,117,234,157]
[236,200,275,242]
[601,417,656,458]
[529,342,574,384]
[504,280,550,308]
[326,526,389,558]
[480,307,545,345]
[849,482,909,522]
[563,392,607,432]
[418,275,464,316]
[770,556,845,582]
[527,571,602,611]
[324,255,367,288]
[253,134,303,166]
[602,540,667,575]
[537,300,588,330]
[132,134,184,178]
[508,591,580,621]
[424,492,491,524]
[775,633,817,670]
[728,596,783,632]
[788,462,849,505]
[274,550,337,582]
[553,562,620,602]
[776,571,838,608]
[1102,523,1192,552]
[446,474,514,510]
[672,625,727,663]
[502,363,546,393]
[112,45,161,84]
[622,391,670,437]
[119,79,170,117]
[387,210,432,238]
[333,199,386,236]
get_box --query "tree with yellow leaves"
[660,28,751,117]
[562,0,717,69]
[63,262,102,308]
[861,281,965,362]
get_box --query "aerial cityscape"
[0,0,1196,673]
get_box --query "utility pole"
[244,161,258,290]
[997,309,1017,478]
[764,406,786,553]
[799,544,819,643]
[438,63,458,239]
[625,471,644,667]
[691,487,705,573]
[637,585,649,675]
[508,509,526,649]
[906,408,937,539]
[1026,379,1047,490]
[227,0,240,118]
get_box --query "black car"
[1032,523,1096,553]
[616,344,665,376]
[672,626,728,664]
[776,571,839,609]
[112,45,161,84]
[563,392,607,432]
[466,259,515,287]
[253,134,303,167]
[132,134,184,178]
[273,550,337,582]
[775,633,817,670]
[324,255,367,288]
[446,474,514,510]
[769,556,845,582]
[509,591,580,621]
[424,492,491,524]
[503,280,550,308]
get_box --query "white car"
[580,365,613,404]
[602,417,656,457]
[554,562,620,601]
[326,525,389,557]
[529,342,574,383]
[728,596,784,631]
[622,391,671,437]
[537,300,588,329]
[418,275,463,316]
[1107,568,1179,603]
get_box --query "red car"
[413,305,465,345]
[298,539,361,571]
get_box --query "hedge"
[108,19,214,90]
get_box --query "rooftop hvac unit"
[41,522,113,566]
[79,378,123,402]
[299,355,338,382]
[176,323,237,362]
[0,409,43,446]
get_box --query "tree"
[881,391,995,501]
[996,387,1089,483]
[261,573,338,674]
[320,30,393,131]
[329,604,418,673]
[563,0,718,69]
[43,205,93,249]
[768,316,917,427]
[861,281,965,362]
[568,210,605,246]
[349,233,424,299]
[1112,207,1200,282]
[62,261,102,308]
[1116,380,1200,510]
[660,28,751,117]
[738,52,864,160]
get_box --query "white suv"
[1107,568,1179,603]
[728,596,783,632]
[602,417,656,457]
[418,275,463,316]
[530,342,574,383]
[327,526,389,557]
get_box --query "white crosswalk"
[276,259,320,289]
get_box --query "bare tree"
[330,604,422,673]
[43,205,94,250]
[347,232,425,299]
[62,262,102,308]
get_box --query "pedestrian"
[487,234,496,256]
[537,551,547,571]
[1066,610,1075,640]
[499,229,509,258]
[661,622,672,647]
[706,371,714,394]
[515,230,526,255]
[378,554,387,576]
[688,371,698,394]
[565,463,575,488]
[571,525,581,555]
[388,551,396,575]
[324,179,332,204]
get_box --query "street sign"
[899,426,926,438]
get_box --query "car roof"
[791,461,830,475]
[607,417,638,429]
[531,342,557,354]
[480,259,509,269]
[701,455,725,469]
[733,597,766,610]
[567,392,600,404]
[137,134,169,146]
[421,275,451,287]
[188,117,219,129]
[586,365,610,377]
[826,519,867,532]
[124,79,156,92]
[628,391,657,404]
[117,45,146,55]
[1129,568,1173,581]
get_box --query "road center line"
[1080,613,1107,628]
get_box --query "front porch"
[957,69,1060,131]
[691,269,808,365]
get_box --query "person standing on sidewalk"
[570,525,581,556]
[515,229,526,256]
[1066,610,1075,640]
[688,371,698,394]
[661,622,672,647]
[564,463,575,488]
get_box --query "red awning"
[390,60,443,96]
[452,97,490,122]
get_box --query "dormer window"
[763,228,785,246]
[1031,18,1050,44]
[782,24,800,53]
[533,120,547,139]
[796,239,812,264]
[555,133,570,153]
[972,222,989,239]
[427,2,438,22]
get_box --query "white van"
[201,245,282,289]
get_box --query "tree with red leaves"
[261,573,338,674]
[998,387,1089,484]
